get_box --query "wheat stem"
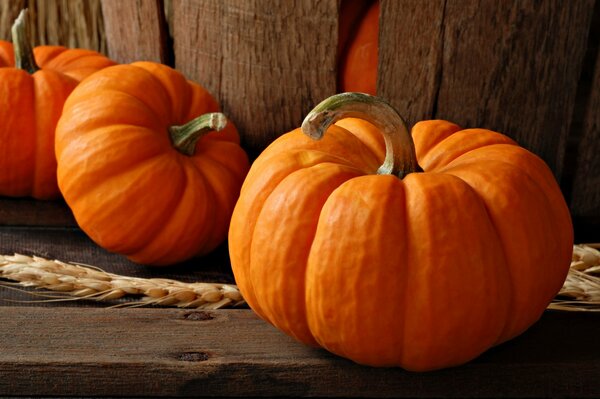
[2,245,600,311]
[0,254,244,309]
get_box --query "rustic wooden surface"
[0,227,235,290]
[171,0,339,157]
[0,305,598,397]
[0,198,75,227]
[570,4,600,234]
[379,0,595,181]
[101,0,169,64]
[0,0,105,53]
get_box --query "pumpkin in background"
[0,40,13,66]
[228,92,573,371]
[338,0,379,94]
[55,61,249,266]
[0,10,115,199]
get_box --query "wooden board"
[0,306,599,397]
[173,0,338,157]
[570,4,600,232]
[0,0,106,53]
[378,0,595,180]
[0,198,76,227]
[101,0,170,64]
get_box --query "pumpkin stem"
[301,92,419,178]
[169,112,227,156]
[11,9,39,74]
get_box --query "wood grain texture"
[378,0,445,125]
[0,199,76,227]
[0,0,106,52]
[379,0,594,180]
[0,0,25,41]
[0,306,599,397]
[571,7,600,224]
[101,0,169,63]
[0,227,234,286]
[174,0,338,156]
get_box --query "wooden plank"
[0,0,106,53]
[570,5,600,236]
[0,199,76,227]
[379,0,594,180]
[0,0,25,41]
[0,227,234,286]
[378,0,445,125]
[174,0,338,157]
[0,306,598,397]
[101,0,169,64]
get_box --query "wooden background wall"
[0,0,598,241]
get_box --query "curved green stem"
[169,112,227,156]
[11,9,39,74]
[301,92,419,178]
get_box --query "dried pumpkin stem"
[301,92,419,178]
[11,9,39,74]
[169,112,227,156]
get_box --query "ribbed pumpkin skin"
[56,62,249,266]
[228,118,573,371]
[0,41,115,199]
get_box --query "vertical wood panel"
[173,0,223,97]
[0,0,105,53]
[101,0,169,63]
[571,38,600,224]
[436,0,594,180]
[379,0,594,180]
[0,0,25,41]
[378,0,445,125]
[174,0,338,156]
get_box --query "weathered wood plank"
[101,0,169,64]
[379,0,594,181]
[0,0,106,52]
[0,306,599,397]
[174,0,338,157]
[0,199,76,227]
[0,0,25,41]
[378,0,445,125]
[0,227,234,286]
[570,6,600,235]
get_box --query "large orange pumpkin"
[55,62,249,266]
[228,92,573,371]
[0,11,115,199]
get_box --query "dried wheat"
[548,244,600,311]
[2,245,600,311]
[0,253,244,309]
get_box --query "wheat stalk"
[2,245,600,311]
[548,244,600,312]
[0,253,244,309]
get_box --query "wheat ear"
[0,254,244,309]
[548,244,600,311]
[2,245,600,311]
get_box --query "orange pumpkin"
[228,92,573,371]
[0,11,115,199]
[55,62,249,266]
[338,0,379,94]
[0,40,13,66]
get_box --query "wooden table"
[1,201,600,397]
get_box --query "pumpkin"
[338,0,379,95]
[55,61,250,266]
[0,10,115,199]
[0,40,13,66]
[228,92,573,371]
